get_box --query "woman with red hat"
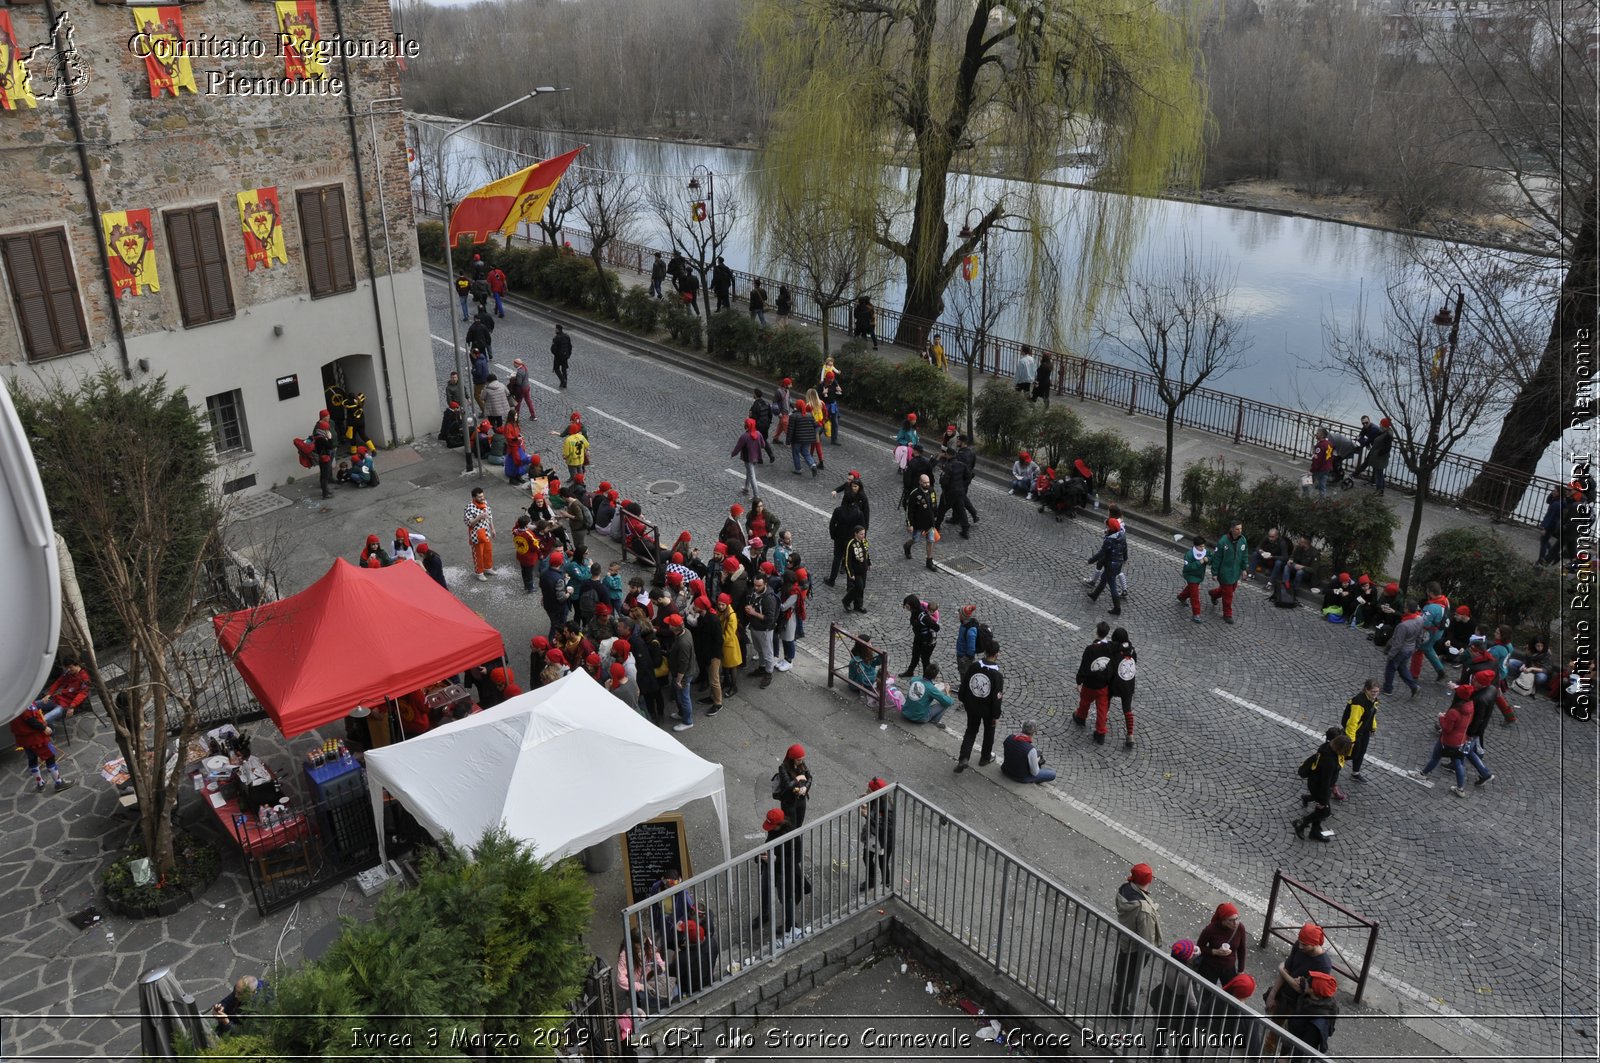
[730,417,766,500]
[358,533,391,569]
[1194,902,1248,984]
[772,744,813,827]
[753,808,801,937]
[858,777,894,892]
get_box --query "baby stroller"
[1329,433,1359,491]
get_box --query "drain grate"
[944,555,987,573]
[648,480,685,496]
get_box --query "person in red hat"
[1111,863,1161,1016]
[773,744,813,826]
[1261,923,1335,1052]
[348,445,377,488]
[416,541,446,588]
[1283,969,1341,1055]
[754,808,801,937]
[1086,518,1128,617]
[895,413,920,469]
[1010,449,1041,496]
[528,636,552,690]
[359,533,391,569]
[663,613,696,731]
[1461,669,1499,785]
[312,413,336,498]
[772,377,794,443]
[1415,683,1474,796]
[9,701,72,792]
[1195,902,1248,984]
[1346,575,1377,627]
[858,777,894,892]
[731,418,766,500]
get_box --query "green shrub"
[1121,442,1167,507]
[619,285,661,333]
[661,300,703,348]
[1180,461,1213,523]
[1412,526,1561,632]
[756,327,825,385]
[1203,463,1248,530]
[1304,493,1401,578]
[416,221,444,264]
[893,359,966,432]
[974,381,1033,456]
[707,310,761,363]
[1236,476,1313,542]
[1075,430,1133,496]
[1032,405,1084,468]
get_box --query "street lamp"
[687,165,719,326]
[1429,289,1464,382]
[442,86,569,473]
[957,208,988,442]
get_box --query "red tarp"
[214,558,505,738]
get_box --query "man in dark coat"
[550,325,573,388]
[934,455,972,538]
[1292,733,1352,842]
[826,496,865,586]
[711,256,735,311]
[954,643,1004,772]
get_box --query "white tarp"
[364,669,730,865]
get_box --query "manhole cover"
[648,480,685,496]
[943,555,987,573]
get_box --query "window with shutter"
[1,228,90,361]
[297,184,356,298]
[164,204,234,328]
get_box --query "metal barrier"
[228,779,395,916]
[826,623,888,721]
[416,200,1560,527]
[1260,868,1380,1004]
[621,512,661,568]
[618,785,1326,1059]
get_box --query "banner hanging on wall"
[274,1,327,81]
[0,12,38,111]
[236,186,288,272]
[130,7,198,98]
[101,209,161,298]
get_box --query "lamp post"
[957,208,988,442]
[687,165,718,327]
[1398,287,1466,593]
[442,86,568,472]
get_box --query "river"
[414,120,1573,479]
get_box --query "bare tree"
[648,181,743,327]
[410,119,476,222]
[761,187,879,356]
[1324,275,1514,591]
[1101,251,1252,513]
[575,165,644,318]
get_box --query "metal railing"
[1261,869,1380,1004]
[826,623,888,720]
[227,777,393,916]
[416,197,1561,528]
[618,785,1325,1059]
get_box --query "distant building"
[0,0,434,497]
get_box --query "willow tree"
[748,0,1206,346]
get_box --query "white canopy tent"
[363,670,730,865]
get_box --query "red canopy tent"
[214,559,505,737]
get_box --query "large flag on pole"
[448,147,585,247]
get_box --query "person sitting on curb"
[1000,721,1056,783]
[901,664,955,725]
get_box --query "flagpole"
[440,87,569,474]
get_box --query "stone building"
[0,0,434,496]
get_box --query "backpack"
[579,503,595,531]
[1273,580,1300,608]
[469,278,489,300]
[1297,752,1317,779]
[577,582,599,621]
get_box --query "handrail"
[415,197,1561,527]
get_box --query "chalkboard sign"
[620,814,691,906]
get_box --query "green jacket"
[1211,533,1249,584]
[1181,549,1208,584]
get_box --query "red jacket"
[1438,699,1472,747]
[488,268,508,294]
[1310,439,1334,473]
[45,669,90,711]
[9,706,53,756]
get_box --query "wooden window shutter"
[165,209,208,327]
[322,185,356,294]
[194,205,234,321]
[297,187,332,296]
[1,229,88,360]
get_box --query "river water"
[416,120,1572,478]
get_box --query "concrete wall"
[0,0,434,491]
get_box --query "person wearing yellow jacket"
[1341,679,1380,779]
[705,592,743,717]
[561,424,590,482]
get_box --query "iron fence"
[227,777,392,916]
[619,785,1325,1059]
[416,196,1561,527]
[826,623,888,720]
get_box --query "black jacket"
[835,484,870,529]
[905,486,937,530]
[829,502,864,543]
[909,605,940,646]
[550,331,573,364]
[1304,741,1342,804]
[1076,639,1115,689]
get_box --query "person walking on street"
[934,454,973,539]
[455,270,471,321]
[1293,733,1352,842]
[1382,603,1426,697]
[842,526,870,613]
[1111,863,1162,1016]
[1014,345,1037,395]
[1414,683,1474,797]
[1072,621,1116,743]
[819,370,844,443]
[1000,721,1056,783]
[464,487,495,581]
[649,253,667,299]
[1308,428,1335,496]
[480,374,510,427]
[853,295,878,349]
[826,495,865,586]
[550,324,573,388]
[899,594,940,679]
[1086,518,1128,616]
[1208,521,1248,624]
[749,280,768,326]
[903,473,940,573]
[487,265,508,317]
[1341,680,1380,779]
[731,418,766,500]
[1110,627,1138,747]
[1462,669,1499,787]
[1177,537,1208,623]
[788,399,819,476]
[712,256,735,311]
[954,642,1003,772]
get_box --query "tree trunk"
[1464,178,1597,506]
[1162,408,1178,513]
[589,249,618,319]
[820,313,832,358]
[892,136,954,347]
[1399,466,1432,595]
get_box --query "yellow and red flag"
[131,7,198,98]
[0,12,38,111]
[275,0,326,81]
[961,253,982,282]
[237,186,288,272]
[448,147,585,247]
[102,209,161,298]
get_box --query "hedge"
[1412,526,1561,635]
[415,221,620,317]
